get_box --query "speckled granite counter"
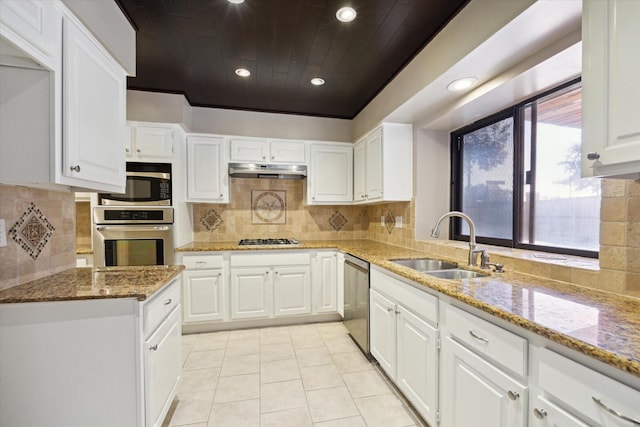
[177,239,640,378]
[0,265,185,303]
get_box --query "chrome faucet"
[431,211,483,266]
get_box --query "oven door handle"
[95,225,172,232]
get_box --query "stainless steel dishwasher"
[343,253,371,358]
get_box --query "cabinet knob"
[137,149,141,153]
[149,344,158,351]
[533,408,547,419]
[507,390,520,401]
[125,148,130,153]
[387,307,394,313]
[271,155,275,160]
[262,156,266,160]
[70,165,81,172]
[587,152,600,160]
[220,194,223,198]
[164,298,172,305]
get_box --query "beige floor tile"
[261,407,313,427]
[220,353,260,377]
[213,373,260,404]
[183,350,225,371]
[260,326,292,345]
[342,370,391,398]
[207,399,260,427]
[260,358,301,383]
[227,328,259,341]
[182,344,193,367]
[192,332,229,352]
[288,323,320,336]
[168,391,214,426]
[300,364,344,390]
[178,368,220,395]
[295,346,333,367]
[355,393,415,427]
[260,379,308,413]
[323,336,358,354]
[181,334,198,347]
[313,416,367,427]
[332,352,373,373]
[291,331,325,349]
[316,322,349,339]
[306,386,360,423]
[260,342,295,362]
[225,338,259,356]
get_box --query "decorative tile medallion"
[384,210,396,234]
[200,209,223,231]
[329,210,348,231]
[9,202,55,260]
[252,190,286,224]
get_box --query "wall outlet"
[381,216,385,226]
[0,219,7,247]
[396,216,403,228]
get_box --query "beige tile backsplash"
[0,184,76,290]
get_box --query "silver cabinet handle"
[469,330,489,343]
[271,155,274,160]
[164,298,172,305]
[262,156,266,159]
[587,152,600,160]
[195,261,206,265]
[387,307,394,313]
[70,165,81,172]
[507,390,520,401]
[220,194,223,198]
[150,344,158,351]
[125,148,130,153]
[533,408,547,419]
[592,397,640,425]
[137,148,141,153]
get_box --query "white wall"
[414,129,451,241]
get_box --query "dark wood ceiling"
[116,0,469,119]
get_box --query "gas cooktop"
[238,238,300,246]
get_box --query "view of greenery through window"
[453,80,600,256]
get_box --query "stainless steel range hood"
[228,163,307,179]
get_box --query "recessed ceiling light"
[336,7,357,22]
[235,68,251,77]
[447,77,478,92]
[227,0,244,4]
[311,78,325,86]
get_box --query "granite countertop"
[0,265,185,303]
[177,239,640,378]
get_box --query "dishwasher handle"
[344,255,369,273]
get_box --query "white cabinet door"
[230,268,272,319]
[186,135,228,202]
[273,266,311,316]
[396,305,438,427]
[308,143,353,203]
[182,269,224,323]
[269,140,306,163]
[353,139,366,201]
[337,252,345,317]
[582,0,640,178]
[370,289,397,378]
[62,16,126,193]
[365,129,383,200]
[440,337,527,427]
[132,126,173,160]
[315,251,337,313]
[529,394,589,427]
[230,138,268,162]
[144,308,181,427]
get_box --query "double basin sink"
[391,258,488,280]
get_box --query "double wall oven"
[93,162,174,267]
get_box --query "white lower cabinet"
[230,267,272,319]
[273,266,311,316]
[370,268,439,426]
[314,250,338,313]
[440,336,527,427]
[180,254,226,324]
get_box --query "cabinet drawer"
[182,254,223,269]
[444,304,527,376]
[371,268,438,324]
[534,347,640,426]
[230,252,310,267]
[144,279,180,336]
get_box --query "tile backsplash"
[0,184,76,290]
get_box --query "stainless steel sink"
[425,269,488,280]
[391,258,458,272]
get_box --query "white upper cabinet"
[186,135,229,203]
[353,123,413,204]
[127,125,174,160]
[0,1,130,193]
[582,0,640,179]
[307,143,353,204]
[230,138,306,163]
[62,15,125,191]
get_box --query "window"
[451,79,600,257]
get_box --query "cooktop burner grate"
[238,238,300,246]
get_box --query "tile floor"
[165,322,426,427]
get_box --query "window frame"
[450,77,598,258]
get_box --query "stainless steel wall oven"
[93,207,174,267]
